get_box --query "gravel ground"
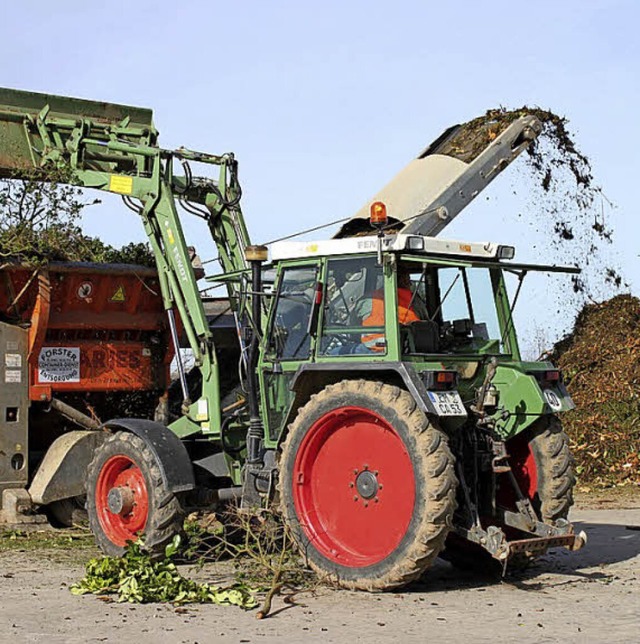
[1,505,639,644]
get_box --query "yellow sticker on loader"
[109,175,134,195]
[110,285,126,302]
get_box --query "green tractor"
[0,88,584,591]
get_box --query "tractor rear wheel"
[507,414,575,524]
[443,415,575,573]
[86,431,184,558]
[502,414,575,571]
[279,380,457,591]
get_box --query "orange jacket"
[362,287,419,350]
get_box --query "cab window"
[268,266,318,360]
[319,257,385,355]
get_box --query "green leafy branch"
[71,536,257,609]
[182,506,318,618]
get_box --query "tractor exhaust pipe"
[245,245,268,466]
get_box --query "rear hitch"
[454,518,587,571]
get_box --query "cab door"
[259,263,321,443]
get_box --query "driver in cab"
[361,268,424,352]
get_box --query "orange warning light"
[370,201,388,227]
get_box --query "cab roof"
[270,234,513,262]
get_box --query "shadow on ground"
[408,516,640,594]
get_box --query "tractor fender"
[104,419,195,494]
[29,430,108,505]
[290,362,442,417]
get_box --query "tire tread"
[86,431,184,559]
[279,379,457,591]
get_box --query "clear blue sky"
[2,0,638,353]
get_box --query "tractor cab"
[263,230,577,446]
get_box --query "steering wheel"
[321,330,360,355]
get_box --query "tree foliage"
[0,171,154,267]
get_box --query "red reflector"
[544,371,560,382]
[436,372,455,383]
[314,283,323,305]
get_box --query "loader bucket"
[335,114,542,238]
[0,87,154,177]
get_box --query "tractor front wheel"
[86,431,184,558]
[279,380,457,591]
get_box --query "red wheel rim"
[500,432,538,507]
[292,406,415,568]
[95,455,149,547]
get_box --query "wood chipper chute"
[335,114,541,238]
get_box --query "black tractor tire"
[86,431,184,558]
[279,379,457,591]
[525,415,575,523]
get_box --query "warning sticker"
[5,369,21,383]
[110,285,126,302]
[5,353,22,368]
[109,175,133,195]
[38,347,80,383]
[77,282,93,299]
[164,221,175,245]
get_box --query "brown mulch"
[553,294,640,485]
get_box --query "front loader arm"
[0,87,251,435]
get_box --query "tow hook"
[571,530,588,551]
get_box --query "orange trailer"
[0,262,173,525]
[1,262,172,401]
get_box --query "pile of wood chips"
[553,294,640,486]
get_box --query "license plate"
[427,390,467,416]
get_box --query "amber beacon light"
[370,201,388,228]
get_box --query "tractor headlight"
[497,245,515,260]
[405,236,425,251]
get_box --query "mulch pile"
[552,294,640,486]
